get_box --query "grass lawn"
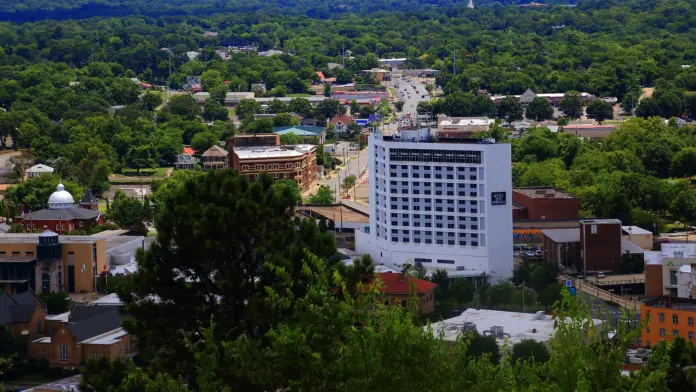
[287,93,311,97]
[118,167,170,177]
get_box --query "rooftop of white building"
[438,116,495,127]
[621,226,652,235]
[233,144,315,160]
[429,308,603,346]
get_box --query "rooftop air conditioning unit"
[490,326,505,337]
[461,322,477,334]
[535,311,546,320]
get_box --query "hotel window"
[36,318,42,334]
[660,328,666,336]
[242,165,249,171]
[673,330,679,337]
[690,317,694,326]
[59,344,68,361]
[41,351,46,360]
[93,352,100,359]
[690,332,695,340]
[659,313,665,323]
[673,315,679,325]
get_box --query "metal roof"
[541,228,580,243]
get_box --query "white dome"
[48,182,75,210]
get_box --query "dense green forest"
[0,0,581,21]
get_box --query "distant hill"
[0,0,580,22]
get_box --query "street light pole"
[522,282,526,312]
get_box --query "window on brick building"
[59,344,68,361]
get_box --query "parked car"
[526,251,536,257]
[535,250,543,257]
[597,272,606,279]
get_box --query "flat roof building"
[228,134,317,192]
[436,115,495,138]
[356,129,513,283]
[512,187,580,221]
[430,308,603,347]
[641,296,696,347]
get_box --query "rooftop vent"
[534,189,547,194]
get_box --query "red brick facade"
[228,134,317,192]
[512,187,580,221]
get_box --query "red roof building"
[363,272,437,315]
[316,71,326,81]
[182,146,195,156]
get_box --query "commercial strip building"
[228,134,317,192]
[356,129,513,283]
[490,89,599,107]
[430,308,604,347]
[641,296,696,347]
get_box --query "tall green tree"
[586,100,614,124]
[497,96,523,124]
[167,95,201,120]
[117,171,336,381]
[511,339,551,364]
[526,97,554,121]
[559,91,583,119]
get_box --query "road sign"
[565,279,572,288]
[569,287,577,296]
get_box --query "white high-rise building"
[356,130,513,283]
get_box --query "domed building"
[15,183,103,234]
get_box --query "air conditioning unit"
[490,325,505,337]
[535,311,546,320]
[461,322,477,334]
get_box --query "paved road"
[316,141,369,200]
[393,77,430,116]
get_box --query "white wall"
[356,133,513,282]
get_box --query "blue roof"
[273,126,324,136]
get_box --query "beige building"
[621,225,653,250]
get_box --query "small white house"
[26,164,54,178]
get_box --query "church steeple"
[79,189,98,210]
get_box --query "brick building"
[15,183,104,234]
[29,298,133,368]
[0,290,46,341]
[542,219,627,273]
[228,134,317,192]
[512,187,580,221]
[362,272,437,316]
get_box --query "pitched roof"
[182,146,195,155]
[273,126,325,136]
[329,115,354,125]
[202,145,227,157]
[81,189,97,204]
[66,304,124,343]
[27,164,54,173]
[363,272,437,295]
[20,207,100,221]
[0,290,44,325]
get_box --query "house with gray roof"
[0,289,47,341]
[26,164,54,179]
